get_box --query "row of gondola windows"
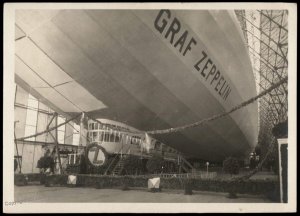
[87,124,177,153]
[89,131,177,152]
[88,131,142,144]
[88,122,129,131]
[88,131,120,143]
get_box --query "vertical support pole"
[32,144,36,173]
[55,114,63,174]
[14,86,22,173]
[78,112,87,158]
[121,142,123,158]
[46,112,57,173]
[79,113,84,147]
[277,138,288,203]
[68,154,70,165]
[206,164,208,177]
[14,121,22,173]
[48,113,63,174]
[79,112,87,147]
[141,144,143,160]
[278,141,283,203]
[178,155,182,174]
[32,99,40,173]
[120,133,124,158]
[206,162,210,177]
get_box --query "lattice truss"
[235,10,288,147]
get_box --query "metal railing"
[149,172,218,179]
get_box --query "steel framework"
[235,10,288,154]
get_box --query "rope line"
[145,76,288,135]
[15,113,81,141]
[14,75,287,149]
[230,139,276,182]
[13,75,287,179]
[14,76,287,142]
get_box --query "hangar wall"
[14,84,81,173]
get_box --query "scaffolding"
[235,10,288,155]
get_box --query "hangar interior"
[14,10,288,175]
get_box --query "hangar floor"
[15,185,271,203]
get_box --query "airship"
[15,9,258,162]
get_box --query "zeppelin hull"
[15,9,258,161]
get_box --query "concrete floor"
[15,185,272,203]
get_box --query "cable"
[14,75,287,143]
[15,113,81,141]
[145,76,288,134]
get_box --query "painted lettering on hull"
[194,51,232,100]
[154,9,232,101]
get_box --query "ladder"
[111,147,131,176]
[104,147,130,175]
[111,155,127,176]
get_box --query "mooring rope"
[87,75,287,182]
[15,113,81,141]
[67,75,288,138]
[14,75,287,145]
[13,75,287,180]
[145,76,288,135]
[232,137,276,181]
[16,76,287,142]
